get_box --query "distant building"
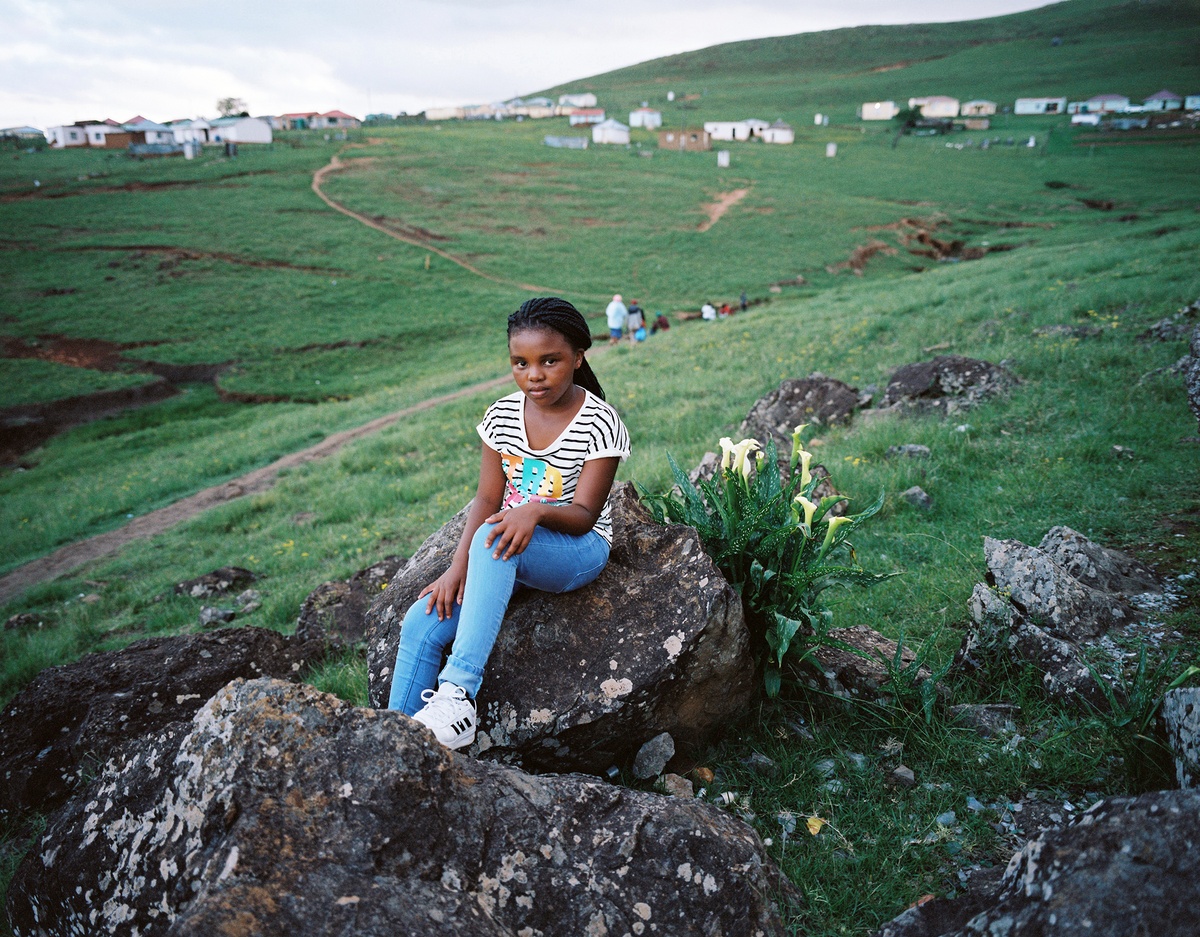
[910,96,960,118]
[704,120,752,141]
[1015,96,1068,115]
[743,119,770,137]
[568,108,605,126]
[543,135,588,149]
[123,119,175,144]
[1143,89,1183,111]
[960,100,997,116]
[1,126,46,143]
[1084,94,1129,113]
[47,125,87,147]
[960,118,991,131]
[629,107,662,129]
[760,120,794,144]
[424,107,465,121]
[168,119,212,144]
[280,112,319,129]
[311,110,361,129]
[860,101,899,120]
[1071,113,1101,126]
[592,119,630,145]
[1187,95,1200,111]
[209,116,273,144]
[462,104,496,120]
[559,92,598,108]
[658,128,711,151]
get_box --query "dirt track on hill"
[0,375,512,604]
[697,188,750,232]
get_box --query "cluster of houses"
[860,89,1199,126]
[41,109,364,152]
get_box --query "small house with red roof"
[280,112,319,130]
[568,108,605,126]
[310,110,361,129]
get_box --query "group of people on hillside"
[604,294,670,345]
[701,291,749,321]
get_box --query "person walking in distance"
[606,293,628,345]
[626,299,646,343]
[387,297,631,750]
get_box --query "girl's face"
[508,327,583,409]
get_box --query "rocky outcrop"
[7,678,798,937]
[1186,324,1200,432]
[1037,525,1162,596]
[880,355,1017,414]
[739,374,861,456]
[296,555,405,645]
[804,625,928,701]
[984,537,1132,642]
[365,484,756,773]
[1163,687,1200,789]
[0,626,327,818]
[871,790,1200,937]
[174,566,257,599]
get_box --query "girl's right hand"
[418,563,467,621]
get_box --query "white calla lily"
[794,495,818,528]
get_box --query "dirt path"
[697,188,750,232]
[312,148,604,298]
[0,374,513,604]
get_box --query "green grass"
[0,359,152,407]
[2,1,1200,932]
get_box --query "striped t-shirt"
[476,390,631,544]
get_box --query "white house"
[568,108,605,126]
[860,101,899,120]
[169,119,211,144]
[209,116,273,144]
[960,100,997,116]
[81,123,119,146]
[425,107,465,121]
[47,125,87,147]
[462,104,496,120]
[1143,89,1183,111]
[1071,113,1101,126]
[743,119,770,137]
[704,120,752,141]
[123,119,175,144]
[1187,95,1200,111]
[592,119,630,145]
[310,110,361,129]
[559,92,598,108]
[909,96,959,118]
[1084,94,1129,113]
[760,120,794,144]
[629,107,662,129]
[1015,97,1068,115]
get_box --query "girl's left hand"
[483,504,541,560]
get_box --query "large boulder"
[0,626,327,819]
[871,790,1200,937]
[365,484,756,773]
[804,625,927,702]
[1037,526,1162,596]
[739,373,861,456]
[880,355,1017,413]
[1186,324,1200,432]
[984,537,1133,642]
[1163,687,1200,789]
[7,678,798,937]
[296,555,405,645]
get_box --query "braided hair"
[507,297,606,401]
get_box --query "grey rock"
[7,678,798,937]
[198,606,236,626]
[4,613,45,632]
[947,703,1019,738]
[880,355,1018,414]
[1037,525,1162,595]
[806,625,930,700]
[1162,687,1200,789]
[633,731,676,779]
[873,790,1200,937]
[1185,324,1200,432]
[0,627,328,818]
[739,373,860,459]
[901,485,933,511]
[886,444,931,459]
[174,566,256,599]
[740,752,778,776]
[687,450,721,486]
[662,772,695,797]
[984,536,1134,642]
[296,555,405,646]
[1011,622,1109,711]
[1137,297,1199,342]
[892,765,916,786]
[365,484,756,773]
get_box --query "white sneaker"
[412,683,476,750]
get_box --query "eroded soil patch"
[833,215,1022,273]
[697,188,751,232]
[60,244,344,275]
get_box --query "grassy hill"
[539,0,1200,121]
[1,1,1199,932]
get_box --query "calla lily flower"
[790,423,809,469]
[730,438,761,480]
[719,437,736,472]
[820,515,853,552]
[794,495,818,528]
[798,450,813,490]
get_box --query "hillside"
[539,0,1200,121]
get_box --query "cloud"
[0,0,1053,127]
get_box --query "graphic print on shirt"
[500,452,564,508]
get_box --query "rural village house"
[1187,94,1200,110]
[629,107,662,129]
[569,108,605,126]
[1084,93,1130,113]
[860,100,899,120]
[209,116,273,144]
[559,92,598,108]
[760,120,794,144]
[592,118,630,145]
[658,128,711,151]
[1143,89,1183,111]
[909,96,960,118]
[960,99,997,116]
[1014,96,1068,114]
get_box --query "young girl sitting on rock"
[387,296,631,750]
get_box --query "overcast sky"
[2,0,1057,128]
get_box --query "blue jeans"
[387,522,610,715]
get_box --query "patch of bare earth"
[697,188,750,232]
[831,215,1022,274]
